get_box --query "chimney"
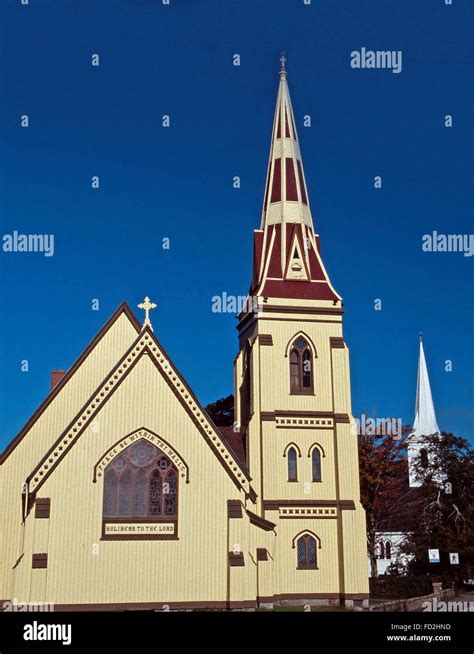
[50,370,66,391]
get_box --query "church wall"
[257,316,342,412]
[8,354,256,606]
[0,313,138,603]
[262,513,340,599]
[261,423,336,500]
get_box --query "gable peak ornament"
[138,296,157,331]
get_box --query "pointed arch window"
[289,337,313,394]
[102,440,179,524]
[296,534,318,569]
[312,448,322,482]
[420,448,429,469]
[378,540,385,559]
[287,447,297,482]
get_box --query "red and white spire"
[250,56,341,303]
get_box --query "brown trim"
[261,411,275,421]
[34,498,50,519]
[0,600,257,612]
[227,500,243,518]
[0,302,141,464]
[32,553,47,569]
[246,486,257,503]
[258,593,341,602]
[339,500,356,510]
[276,410,334,418]
[246,509,275,531]
[261,305,344,316]
[334,413,351,424]
[228,552,245,567]
[330,337,346,349]
[256,548,268,561]
[255,317,342,324]
[258,334,273,346]
[263,500,355,510]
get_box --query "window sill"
[289,391,315,396]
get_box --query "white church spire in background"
[408,333,440,487]
[413,332,440,439]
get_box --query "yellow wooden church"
[0,61,369,610]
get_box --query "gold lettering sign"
[104,522,175,535]
[94,430,188,482]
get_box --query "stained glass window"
[287,447,297,481]
[135,469,148,516]
[103,469,117,517]
[102,439,179,521]
[164,470,177,515]
[290,350,300,392]
[150,471,162,516]
[312,448,321,482]
[119,469,133,516]
[289,337,313,394]
[297,534,318,569]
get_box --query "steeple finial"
[419,331,423,342]
[138,296,157,331]
[279,50,287,77]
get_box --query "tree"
[401,432,474,585]
[205,395,234,426]
[358,426,418,577]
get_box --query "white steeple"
[413,333,440,439]
[408,333,440,487]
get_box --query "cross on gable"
[137,296,157,331]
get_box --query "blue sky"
[0,0,472,450]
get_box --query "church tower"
[233,58,369,605]
[407,334,441,488]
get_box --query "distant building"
[369,335,440,576]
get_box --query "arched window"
[385,541,392,560]
[287,447,297,482]
[297,534,318,569]
[420,448,429,469]
[378,540,385,559]
[289,337,313,394]
[102,440,179,521]
[312,448,322,482]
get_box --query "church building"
[0,60,369,610]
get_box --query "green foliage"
[402,432,474,583]
[205,394,234,426]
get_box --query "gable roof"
[0,302,141,465]
[24,316,254,501]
